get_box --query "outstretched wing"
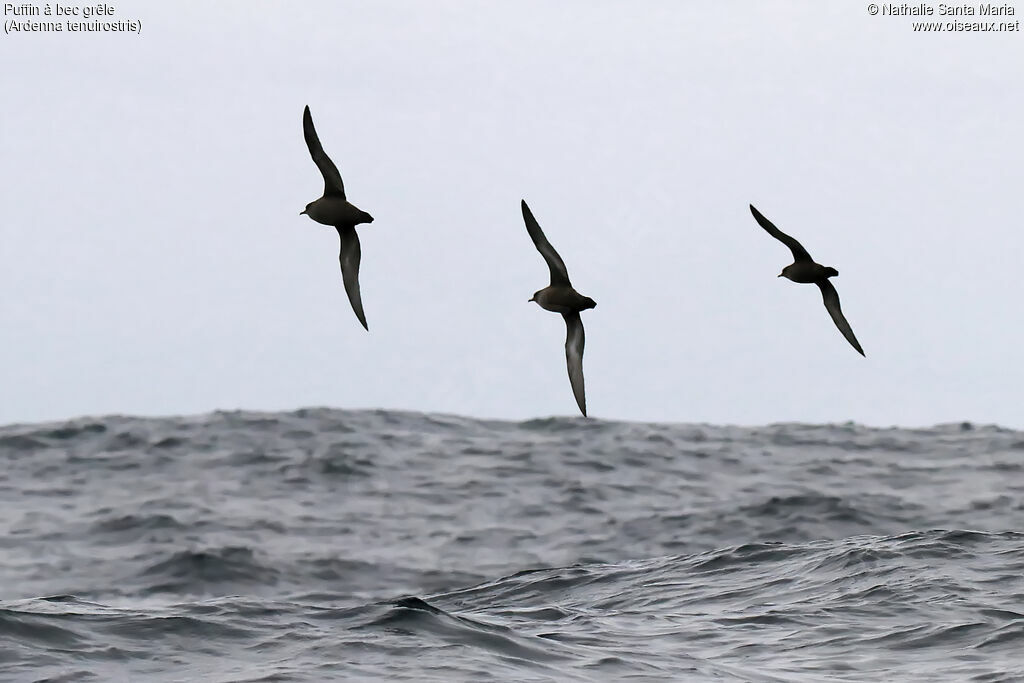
[522,200,571,287]
[303,105,346,198]
[750,204,813,263]
[816,279,864,356]
[562,312,587,416]
[337,225,367,330]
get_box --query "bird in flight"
[749,204,864,356]
[521,200,597,416]
[300,105,374,330]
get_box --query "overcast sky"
[2,2,1022,428]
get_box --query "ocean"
[0,409,1022,681]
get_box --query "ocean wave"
[2,409,1024,680]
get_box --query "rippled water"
[1,409,1022,681]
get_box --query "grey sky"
[2,2,1022,427]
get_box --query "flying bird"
[521,200,597,416]
[300,105,374,330]
[749,204,864,356]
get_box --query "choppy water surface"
[1,409,1022,681]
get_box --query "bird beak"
[777,273,784,277]
[528,296,535,302]
[299,210,307,215]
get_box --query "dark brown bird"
[300,105,374,330]
[521,200,597,416]
[750,204,864,356]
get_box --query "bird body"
[779,262,838,284]
[301,196,373,228]
[529,286,596,314]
